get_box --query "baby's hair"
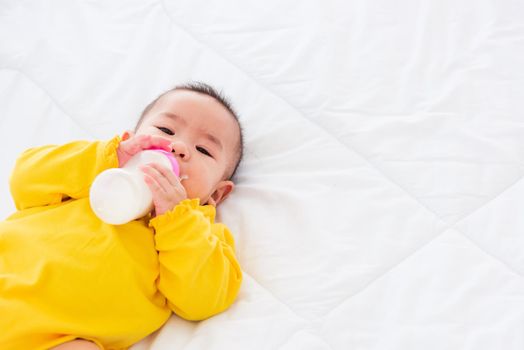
[135,82,244,180]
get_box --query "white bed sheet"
[1,0,524,349]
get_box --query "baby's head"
[131,82,243,206]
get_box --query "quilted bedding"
[1,0,524,349]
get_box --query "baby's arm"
[149,199,243,321]
[9,137,120,210]
[9,134,171,211]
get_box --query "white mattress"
[1,1,524,349]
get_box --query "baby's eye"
[196,146,212,157]
[156,126,174,136]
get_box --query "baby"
[0,82,243,350]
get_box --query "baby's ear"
[122,130,134,141]
[208,180,235,207]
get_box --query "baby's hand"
[140,162,187,217]
[116,131,172,167]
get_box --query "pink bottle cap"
[148,148,180,177]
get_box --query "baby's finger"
[143,172,167,198]
[147,135,172,152]
[146,162,182,188]
[141,165,171,193]
[129,134,152,153]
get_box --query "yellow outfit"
[0,137,242,350]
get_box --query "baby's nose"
[171,141,190,160]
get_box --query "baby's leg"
[50,339,101,350]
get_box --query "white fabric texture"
[1,1,524,349]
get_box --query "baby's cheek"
[190,173,215,200]
[181,177,199,200]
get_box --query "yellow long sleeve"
[149,199,243,321]
[1,138,242,349]
[9,136,120,210]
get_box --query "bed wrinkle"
[458,233,524,279]
[0,67,94,137]
[241,270,305,321]
[321,226,524,323]
[452,173,524,225]
[277,327,335,350]
[320,226,451,320]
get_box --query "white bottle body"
[89,150,173,225]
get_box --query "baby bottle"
[89,148,180,225]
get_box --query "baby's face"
[135,90,240,206]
